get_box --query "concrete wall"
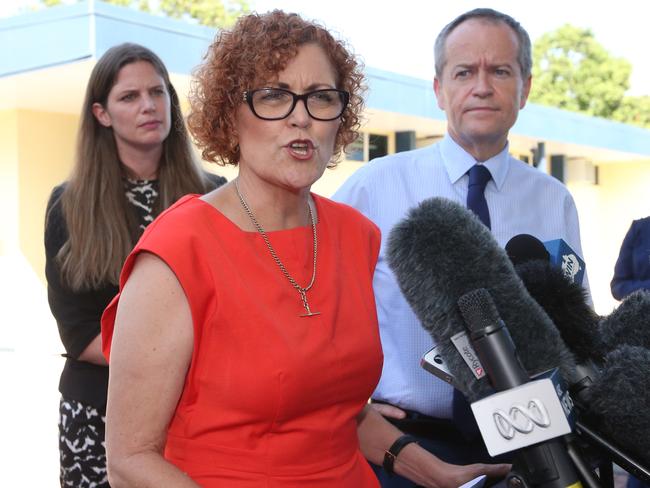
[17,110,78,280]
[576,161,650,314]
[0,110,71,355]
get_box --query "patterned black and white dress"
[56,179,159,487]
[48,174,225,487]
[124,177,160,232]
[53,179,158,488]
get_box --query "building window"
[346,133,365,161]
[344,132,391,162]
[369,134,388,160]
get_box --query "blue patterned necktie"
[467,164,492,229]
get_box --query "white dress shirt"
[333,135,587,418]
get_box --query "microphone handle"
[509,439,587,488]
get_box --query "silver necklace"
[235,179,320,317]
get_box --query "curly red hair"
[188,10,365,167]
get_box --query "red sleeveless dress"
[102,194,383,487]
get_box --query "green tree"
[159,0,249,28]
[612,96,650,128]
[40,0,248,28]
[531,24,631,119]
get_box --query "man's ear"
[434,77,445,111]
[92,102,112,127]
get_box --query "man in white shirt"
[334,8,587,486]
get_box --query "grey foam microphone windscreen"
[600,290,650,352]
[387,197,577,401]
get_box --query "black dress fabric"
[45,171,226,407]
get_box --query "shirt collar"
[440,134,510,191]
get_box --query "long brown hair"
[52,43,211,291]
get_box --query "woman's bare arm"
[105,252,199,487]
[357,405,510,488]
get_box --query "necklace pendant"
[300,310,321,317]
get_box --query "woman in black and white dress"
[44,42,225,487]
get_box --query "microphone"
[506,234,586,286]
[457,288,528,390]
[514,259,602,366]
[512,257,604,414]
[386,197,578,401]
[586,292,650,471]
[456,288,582,487]
[505,235,650,475]
[505,233,550,266]
[385,198,650,484]
[582,345,650,466]
[504,234,603,367]
[543,239,586,286]
[386,200,649,479]
[600,290,650,351]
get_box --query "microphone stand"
[575,420,650,486]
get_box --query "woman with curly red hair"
[101,11,508,487]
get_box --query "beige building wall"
[0,110,19,256]
[0,109,73,354]
[17,110,79,281]
[576,161,650,315]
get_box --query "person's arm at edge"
[610,221,650,300]
[78,335,108,365]
[356,405,510,488]
[105,252,199,487]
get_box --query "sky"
[1,0,648,95]
[251,0,649,96]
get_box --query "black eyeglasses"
[242,88,350,121]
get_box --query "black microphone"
[505,233,586,286]
[600,290,650,351]
[457,288,528,390]
[511,257,604,416]
[386,200,649,481]
[505,233,550,266]
[386,197,578,401]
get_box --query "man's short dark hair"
[434,8,532,79]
